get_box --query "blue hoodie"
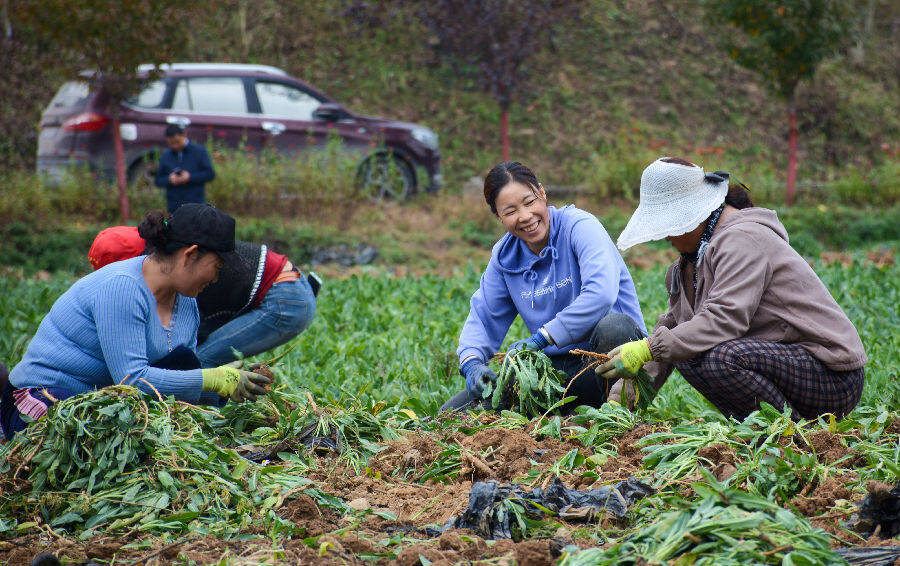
[457,205,647,363]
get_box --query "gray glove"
[225,360,264,371]
[230,370,272,403]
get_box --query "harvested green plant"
[558,471,843,566]
[0,386,340,536]
[221,392,407,472]
[619,368,657,411]
[484,350,567,417]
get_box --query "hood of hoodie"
[494,205,567,274]
[715,207,789,243]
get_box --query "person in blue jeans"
[443,161,648,413]
[2,205,273,440]
[89,225,319,368]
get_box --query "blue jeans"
[196,277,316,368]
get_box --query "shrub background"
[2,0,898,199]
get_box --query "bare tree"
[13,0,202,221]
[706,0,856,205]
[416,0,580,161]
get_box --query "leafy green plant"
[2,255,899,561]
[0,386,342,536]
[558,470,843,565]
[484,350,568,417]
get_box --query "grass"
[3,258,897,417]
[3,153,900,278]
[1,259,899,562]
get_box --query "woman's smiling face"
[494,181,550,254]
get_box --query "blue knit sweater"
[9,256,219,404]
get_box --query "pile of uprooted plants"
[2,352,900,565]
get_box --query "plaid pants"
[674,339,864,421]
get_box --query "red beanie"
[88,226,146,270]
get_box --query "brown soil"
[596,424,655,482]
[278,492,344,536]
[697,443,738,481]
[865,248,895,268]
[388,531,558,566]
[0,528,567,566]
[253,363,275,390]
[806,429,867,467]
[791,474,855,517]
[369,432,446,480]
[1,534,338,566]
[370,426,587,486]
[857,534,900,548]
[253,364,275,379]
[514,539,556,566]
[308,464,473,525]
[811,512,865,548]
[459,427,583,483]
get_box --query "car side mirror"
[313,103,346,122]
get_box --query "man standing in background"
[155,124,216,212]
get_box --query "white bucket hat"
[617,157,729,251]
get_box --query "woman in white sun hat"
[596,157,867,420]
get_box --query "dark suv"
[37,63,442,199]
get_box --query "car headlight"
[411,127,438,149]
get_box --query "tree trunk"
[112,116,130,222]
[1,0,12,39]
[500,108,510,162]
[786,92,798,206]
[239,1,250,61]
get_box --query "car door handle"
[262,121,286,136]
[166,116,191,128]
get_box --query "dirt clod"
[807,430,866,467]
[792,475,854,517]
[514,539,554,566]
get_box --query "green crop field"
[1,260,899,564]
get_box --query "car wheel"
[355,153,415,201]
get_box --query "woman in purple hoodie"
[442,161,647,412]
[596,157,867,420]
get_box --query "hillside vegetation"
[3,0,899,201]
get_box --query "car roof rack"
[135,63,288,75]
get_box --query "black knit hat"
[167,203,237,261]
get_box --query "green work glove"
[202,366,272,403]
[595,338,652,381]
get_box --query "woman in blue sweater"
[1,204,272,440]
[443,162,648,412]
